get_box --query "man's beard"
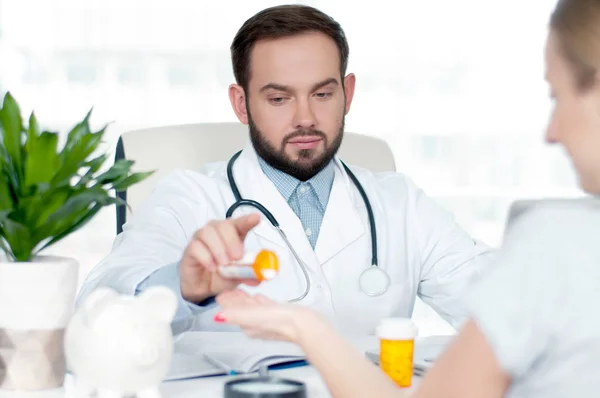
[248,112,344,181]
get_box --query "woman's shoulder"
[504,197,600,249]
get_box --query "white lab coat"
[78,142,494,335]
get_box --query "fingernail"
[214,312,226,323]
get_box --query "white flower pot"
[0,255,78,390]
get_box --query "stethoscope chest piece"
[224,376,307,398]
[359,266,390,297]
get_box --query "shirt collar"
[257,156,335,209]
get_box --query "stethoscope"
[225,150,391,302]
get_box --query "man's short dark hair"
[230,4,350,92]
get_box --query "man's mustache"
[284,129,327,143]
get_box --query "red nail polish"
[214,312,226,322]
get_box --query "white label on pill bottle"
[218,265,257,280]
[229,251,260,266]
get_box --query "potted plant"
[0,92,152,390]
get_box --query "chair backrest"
[115,122,396,234]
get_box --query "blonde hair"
[550,0,600,90]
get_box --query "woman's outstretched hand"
[214,289,314,342]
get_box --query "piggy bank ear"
[138,286,177,323]
[80,287,119,327]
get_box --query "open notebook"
[165,331,452,381]
[165,331,307,381]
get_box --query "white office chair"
[115,122,396,234]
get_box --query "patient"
[214,0,600,397]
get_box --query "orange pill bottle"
[376,318,418,388]
[217,250,279,281]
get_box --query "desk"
[0,367,421,398]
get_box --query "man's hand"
[179,213,261,303]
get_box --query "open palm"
[215,290,306,342]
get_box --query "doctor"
[77,4,494,334]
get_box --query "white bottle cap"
[376,318,418,340]
[260,269,278,280]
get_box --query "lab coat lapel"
[233,145,317,264]
[315,159,366,265]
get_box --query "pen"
[203,354,237,376]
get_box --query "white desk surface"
[0,367,421,397]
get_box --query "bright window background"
[0,0,576,335]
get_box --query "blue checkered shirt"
[257,157,335,248]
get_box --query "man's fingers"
[215,221,244,260]
[184,239,216,270]
[196,224,229,265]
[239,279,261,287]
[187,214,260,271]
[231,213,261,239]
[182,215,263,300]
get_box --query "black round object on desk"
[224,376,307,398]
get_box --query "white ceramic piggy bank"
[64,286,177,398]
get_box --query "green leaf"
[42,189,106,228]
[20,187,70,229]
[0,92,24,184]
[112,171,154,191]
[25,131,59,187]
[86,153,109,173]
[53,127,105,185]
[0,170,13,212]
[61,109,92,155]
[1,218,33,261]
[28,112,40,136]
[0,147,19,211]
[0,209,10,222]
[0,236,15,261]
[95,159,134,185]
[37,202,105,253]
[25,111,40,154]
[76,153,109,186]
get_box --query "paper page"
[164,351,225,381]
[167,331,306,379]
[208,349,305,373]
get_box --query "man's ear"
[229,84,249,124]
[593,73,600,114]
[342,73,356,115]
